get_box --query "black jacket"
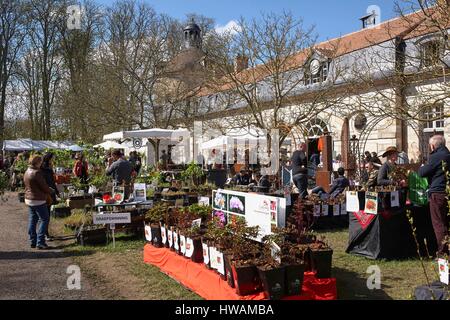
[41,166,58,197]
[329,176,349,198]
[418,146,450,194]
[291,150,307,176]
[377,162,394,186]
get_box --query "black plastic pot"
[76,227,107,246]
[191,238,204,263]
[310,249,333,278]
[224,254,235,288]
[284,263,305,296]
[232,264,261,296]
[257,266,286,300]
[52,206,71,218]
[151,224,163,248]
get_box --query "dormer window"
[304,59,329,85]
[420,40,442,68]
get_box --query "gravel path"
[0,192,97,300]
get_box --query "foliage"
[145,203,169,224]
[135,166,164,185]
[70,176,89,192]
[0,171,9,200]
[181,162,205,186]
[89,170,109,190]
[186,204,213,222]
[13,157,28,174]
[63,210,93,228]
[46,149,73,169]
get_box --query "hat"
[382,146,399,158]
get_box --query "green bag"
[408,171,428,206]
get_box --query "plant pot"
[52,206,71,218]
[150,224,163,248]
[310,249,333,279]
[232,263,261,296]
[257,265,286,300]
[76,227,107,246]
[224,254,235,288]
[18,192,25,203]
[284,263,305,296]
[191,238,203,263]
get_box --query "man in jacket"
[24,155,52,249]
[291,143,308,191]
[312,167,349,199]
[106,149,133,199]
[419,135,450,255]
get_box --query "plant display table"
[143,244,337,300]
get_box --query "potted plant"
[184,225,204,263]
[256,233,286,300]
[62,209,93,230]
[308,236,333,279]
[51,202,72,218]
[144,203,168,248]
[181,161,205,187]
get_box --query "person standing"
[24,155,52,249]
[106,149,133,199]
[377,146,406,187]
[41,153,59,241]
[73,153,89,185]
[419,135,450,255]
[291,143,308,190]
[160,150,168,170]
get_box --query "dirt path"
[0,192,98,300]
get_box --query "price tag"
[333,204,340,216]
[313,205,321,217]
[321,204,329,216]
[144,225,152,242]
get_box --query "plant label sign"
[180,235,186,254]
[192,218,201,227]
[198,197,209,206]
[209,246,217,270]
[321,204,329,216]
[346,191,360,212]
[202,242,209,265]
[333,204,340,216]
[390,191,400,207]
[365,192,378,215]
[112,186,125,203]
[438,258,449,285]
[161,226,167,244]
[185,237,194,258]
[93,212,131,224]
[216,251,225,275]
[313,205,321,217]
[270,242,281,264]
[134,183,146,201]
[340,203,347,215]
[173,231,179,250]
[144,225,152,242]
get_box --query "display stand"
[143,244,337,300]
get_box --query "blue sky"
[95,0,407,41]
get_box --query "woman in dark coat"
[41,153,59,240]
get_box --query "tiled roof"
[197,7,445,97]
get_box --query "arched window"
[306,118,329,138]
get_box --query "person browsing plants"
[73,153,89,185]
[106,149,133,199]
[418,135,450,256]
[23,155,52,250]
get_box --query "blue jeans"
[28,204,49,246]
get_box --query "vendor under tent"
[102,128,190,166]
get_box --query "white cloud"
[215,20,241,35]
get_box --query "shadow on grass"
[333,266,393,300]
[0,249,95,260]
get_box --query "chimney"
[234,55,248,73]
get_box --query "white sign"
[198,197,209,206]
[314,205,321,217]
[144,225,152,242]
[173,231,179,250]
[333,204,340,216]
[185,238,194,258]
[270,242,281,264]
[346,191,360,212]
[202,242,210,265]
[93,212,131,224]
[390,191,400,207]
[161,226,167,244]
[134,183,147,201]
[209,246,217,269]
[192,218,202,227]
[180,235,186,254]
[438,259,449,285]
[216,250,225,275]
[322,204,329,216]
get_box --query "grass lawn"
[51,218,439,300]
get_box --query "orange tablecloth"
[143,244,337,300]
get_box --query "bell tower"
[183,18,202,50]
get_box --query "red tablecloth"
[143,244,337,300]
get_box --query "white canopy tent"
[2,139,81,152]
[93,141,125,149]
[103,128,189,141]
